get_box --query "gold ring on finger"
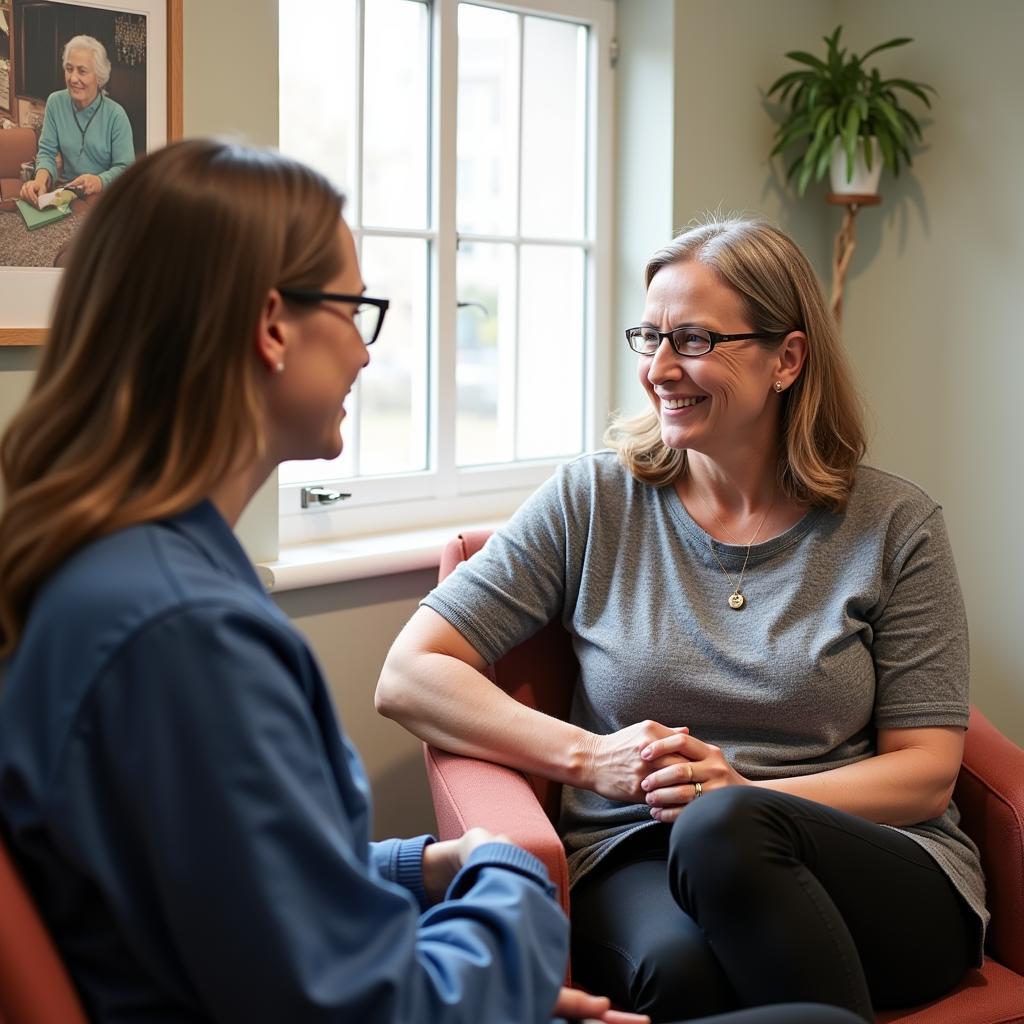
[693,781,702,799]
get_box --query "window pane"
[359,235,429,476]
[520,16,587,239]
[363,0,430,228]
[517,245,584,460]
[457,3,519,235]
[456,241,516,466]
[279,0,357,191]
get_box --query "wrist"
[566,727,598,789]
[420,839,458,906]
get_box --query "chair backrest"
[0,838,88,1024]
[439,530,577,821]
[952,705,1024,975]
[0,128,37,180]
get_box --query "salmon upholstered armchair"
[0,837,88,1024]
[424,529,1024,1024]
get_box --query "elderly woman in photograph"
[19,34,134,206]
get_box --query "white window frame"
[279,0,615,546]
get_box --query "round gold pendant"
[728,592,745,610]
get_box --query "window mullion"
[351,0,367,477]
[585,1,613,451]
[433,0,459,494]
[511,12,525,462]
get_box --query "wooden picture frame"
[0,0,182,346]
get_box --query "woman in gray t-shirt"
[378,219,983,1023]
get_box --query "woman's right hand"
[582,721,689,803]
[20,178,43,205]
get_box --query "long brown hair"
[606,218,866,509]
[0,138,345,655]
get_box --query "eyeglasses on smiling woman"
[624,325,788,358]
[280,289,391,346]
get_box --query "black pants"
[571,787,975,1024]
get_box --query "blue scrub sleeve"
[56,605,568,1024]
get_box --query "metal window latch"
[300,486,352,508]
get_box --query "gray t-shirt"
[423,453,987,961]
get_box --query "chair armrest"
[956,706,1024,975]
[0,842,88,1024]
[423,744,570,915]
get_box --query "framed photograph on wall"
[0,0,181,345]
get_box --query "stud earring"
[275,362,285,374]
[774,380,784,393]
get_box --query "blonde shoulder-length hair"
[0,139,345,656]
[605,218,866,510]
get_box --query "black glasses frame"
[625,325,787,358]
[279,289,390,345]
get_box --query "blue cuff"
[373,835,437,912]
[448,842,557,901]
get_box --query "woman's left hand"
[638,728,750,823]
[66,173,103,196]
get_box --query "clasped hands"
[584,720,750,824]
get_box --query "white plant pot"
[829,136,883,195]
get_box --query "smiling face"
[64,48,99,108]
[269,219,370,462]
[637,259,790,461]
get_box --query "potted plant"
[767,26,935,197]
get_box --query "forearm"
[755,746,958,826]
[377,648,592,787]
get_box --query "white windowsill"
[255,519,506,593]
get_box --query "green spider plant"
[767,26,935,196]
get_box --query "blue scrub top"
[0,501,567,1022]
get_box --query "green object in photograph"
[14,199,73,231]
[766,26,936,196]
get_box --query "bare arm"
[376,606,684,801]
[755,725,963,824]
[639,725,964,825]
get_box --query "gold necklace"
[693,488,742,544]
[701,494,775,610]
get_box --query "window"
[279,0,614,543]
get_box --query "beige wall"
[832,0,1024,741]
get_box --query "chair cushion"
[0,841,88,1024]
[875,957,1024,1024]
